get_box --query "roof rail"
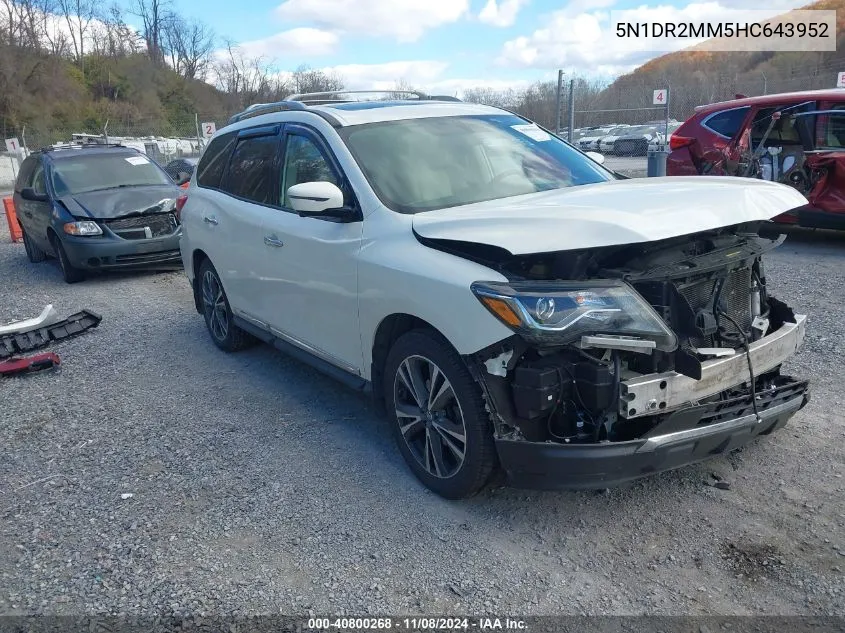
[41,142,126,152]
[286,89,430,104]
[227,100,307,125]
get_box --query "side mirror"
[20,187,48,202]
[585,151,606,165]
[287,181,345,215]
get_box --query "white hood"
[412,176,808,255]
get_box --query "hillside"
[588,0,845,124]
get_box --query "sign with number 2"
[202,122,216,139]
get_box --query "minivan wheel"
[49,234,85,283]
[22,229,47,263]
[384,330,498,499]
[198,259,254,352]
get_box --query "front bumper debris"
[620,315,806,419]
[0,305,59,335]
[0,310,102,359]
[495,377,808,490]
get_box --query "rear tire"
[22,229,47,263]
[384,329,498,499]
[198,259,255,352]
[49,233,86,284]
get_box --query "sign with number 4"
[201,122,216,139]
[5,137,20,153]
[837,72,845,88]
[653,89,668,105]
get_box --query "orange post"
[3,196,23,243]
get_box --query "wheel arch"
[370,313,451,411]
[191,249,210,313]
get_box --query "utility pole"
[568,79,575,142]
[555,69,563,134]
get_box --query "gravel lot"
[0,219,843,618]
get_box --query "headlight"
[63,221,102,236]
[471,280,677,351]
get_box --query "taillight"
[669,135,695,150]
[174,194,188,222]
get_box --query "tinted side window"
[702,107,749,138]
[196,132,236,189]
[221,134,278,205]
[30,164,47,195]
[280,134,340,208]
[15,156,37,192]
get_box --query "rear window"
[702,107,749,138]
[220,133,278,205]
[51,153,172,196]
[196,132,236,189]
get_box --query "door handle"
[264,235,284,248]
[203,216,218,225]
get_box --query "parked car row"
[573,121,677,156]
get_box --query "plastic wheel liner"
[0,310,102,359]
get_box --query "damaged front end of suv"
[447,222,808,489]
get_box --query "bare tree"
[163,14,213,80]
[57,0,98,71]
[291,64,343,95]
[213,41,291,108]
[132,0,169,64]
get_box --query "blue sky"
[157,0,814,94]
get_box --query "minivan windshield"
[51,153,173,196]
[340,114,614,214]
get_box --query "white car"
[597,126,634,154]
[178,94,809,499]
[577,127,615,151]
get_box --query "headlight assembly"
[471,280,677,351]
[63,221,102,236]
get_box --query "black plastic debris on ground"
[0,310,102,359]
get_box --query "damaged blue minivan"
[13,144,184,283]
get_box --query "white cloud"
[497,0,812,72]
[478,0,527,27]
[275,0,470,42]
[317,60,451,89]
[237,28,339,59]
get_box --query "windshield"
[51,153,172,196]
[340,114,614,214]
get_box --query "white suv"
[178,93,809,499]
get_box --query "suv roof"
[226,91,502,128]
[694,89,845,115]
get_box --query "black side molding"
[0,310,102,359]
[232,316,371,393]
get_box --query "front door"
[258,124,364,375]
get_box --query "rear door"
[214,125,282,319]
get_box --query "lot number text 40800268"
[306,617,528,631]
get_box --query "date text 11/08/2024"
[306,617,528,631]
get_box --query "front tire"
[22,228,47,263]
[49,233,86,283]
[198,259,254,352]
[384,329,498,499]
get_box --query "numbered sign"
[653,89,668,105]
[837,72,845,88]
[201,122,216,139]
[5,137,20,152]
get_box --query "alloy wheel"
[202,270,229,341]
[393,354,467,479]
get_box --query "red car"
[668,89,845,230]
